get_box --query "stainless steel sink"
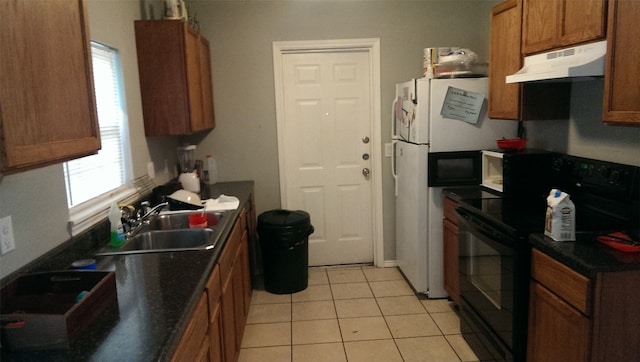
[94,210,233,256]
[148,211,227,230]
[95,229,217,256]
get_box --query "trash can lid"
[258,209,310,228]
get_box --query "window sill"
[68,187,138,236]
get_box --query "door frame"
[273,38,383,267]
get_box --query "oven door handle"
[456,208,515,247]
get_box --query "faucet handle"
[119,204,135,221]
[140,201,151,215]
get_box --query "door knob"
[362,168,371,177]
[362,136,370,144]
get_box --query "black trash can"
[258,209,313,294]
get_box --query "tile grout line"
[327,268,350,361]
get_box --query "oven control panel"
[553,155,639,199]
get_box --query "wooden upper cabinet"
[199,37,216,132]
[489,0,523,120]
[134,20,215,136]
[0,0,100,174]
[522,0,606,55]
[603,0,640,125]
[488,0,570,121]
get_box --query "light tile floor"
[239,266,494,362]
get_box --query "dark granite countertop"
[443,186,640,278]
[529,232,640,278]
[442,186,500,202]
[1,181,254,361]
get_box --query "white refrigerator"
[392,77,517,297]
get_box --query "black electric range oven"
[455,155,639,361]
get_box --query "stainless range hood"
[506,41,607,83]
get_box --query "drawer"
[531,249,591,315]
[443,196,459,224]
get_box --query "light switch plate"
[0,215,16,255]
[385,143,392,157]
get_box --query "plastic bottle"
[109,202,125,247]
[203,154,218,185]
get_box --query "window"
[65,42,135,235]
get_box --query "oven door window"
[458,216,514,349]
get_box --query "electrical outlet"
[147,161,156,179]
[0,215,16,255]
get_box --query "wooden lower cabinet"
[221,264,237,362]
[220,209,252,362]
[172,205,254,362]
[210,304,224,362]
[528,248,640,361]
[528,280,589,362]
[442,196,460,305]
[171,293,210,362]
[208,266,224,362]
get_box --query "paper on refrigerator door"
[440,86,485,124]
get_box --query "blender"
[177,145,200,193]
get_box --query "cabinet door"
[184,26,205,132]
[558,0,606,48]
[220,271,237,362]
[240,230,252,315]
[199,37,216,131]
[523,0,606,54]
[0,0,100,173]
[489,0,522,120]
[522,0,559,54]
[206,266,223,361]
[603,0,640,125]
[443,218,460,305]
[219,229,239,362]
[172,293,210,362]
[527,281,590,362]
[230,215,249,351]
[232,243,246,350]
[135,20,215,136]
[210,301,224,362]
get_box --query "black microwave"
[481,149,559,199]
[428,151,482,187]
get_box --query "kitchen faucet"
[125,201,168,237]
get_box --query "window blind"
[65,42,135,235]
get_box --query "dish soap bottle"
[203,154,218,185]
[109,202,125,247]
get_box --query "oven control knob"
[598,166,610,178]
[610,170,621,183]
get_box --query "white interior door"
[277,49,374,266]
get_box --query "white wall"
[526,80,640,166]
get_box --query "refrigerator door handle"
[391,140,398,196]
[391,98,399,140]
